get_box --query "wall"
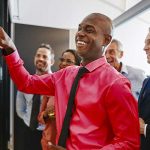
[15,23,70,73]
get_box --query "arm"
[139,118,150,140]
[38,95,49,124]
[0,27,16,54]
[139,117,145,135]
[16,91,26,119]
[101,78,140,150]
[48,142,66,150]
[38,96,55,124]
[0,26,55,95]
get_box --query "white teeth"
[77,41,86,45]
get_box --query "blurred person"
[59,49,81,69]
[0,13,139,149]
[139,28,150,150]
[105,39,146,99]
[38,49,81,150]
[16,43,54,150]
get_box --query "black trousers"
[14,117,42,150]
[140,135,150,150]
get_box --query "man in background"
[139,28,150,150]
[15,43,54,150]
[105,39,146,99]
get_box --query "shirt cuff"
[144,124,148,137]
[2,47,15,56]
[5,50,23,67]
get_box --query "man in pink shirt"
[0,13,140,149]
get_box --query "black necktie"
[29,94,41,130]
[58,67,89,147]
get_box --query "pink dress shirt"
[5,51,140,149]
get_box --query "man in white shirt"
[16,43,54,150]
[105,39,146,100]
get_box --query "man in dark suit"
[139,28,150,150]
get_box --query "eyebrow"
[78,23,94,28]
[107,49,116,51]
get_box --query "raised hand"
[0,26,16,50]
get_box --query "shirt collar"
[120,63,128,75]
[81,56,107,72]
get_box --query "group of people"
[15,44,81,150]
[0,12,150,150]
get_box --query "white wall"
[69,29,77,49]
[9,0,123,29]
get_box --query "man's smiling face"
[144,32,150,64]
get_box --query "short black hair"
[39,43,52,51]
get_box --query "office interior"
[0,0,150,149]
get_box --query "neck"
[36,69,52,75]
[116,62,122,72]
[81,59,94,66]
[81,56,102,66]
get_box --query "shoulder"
[103,64,130,88]
[54,65,79,75]
[107,63,127,80]
[126,65,146,79]
[126,65,145,74]
[52,65,79,80]
[142,77,150,86]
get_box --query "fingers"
[0,27,5,49]
[0,26,5,36]
[48,142,57,150]
[0,26,17,50]
[0,26,9,49]
[48,142,66,150]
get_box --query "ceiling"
[9,0,150,29]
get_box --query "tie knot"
[79,67,89,74]
[75,67,89,79]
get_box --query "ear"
[103,34,112,46]
[51,59,55,66]
[118,51,123,59]
[51,54,55,65]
